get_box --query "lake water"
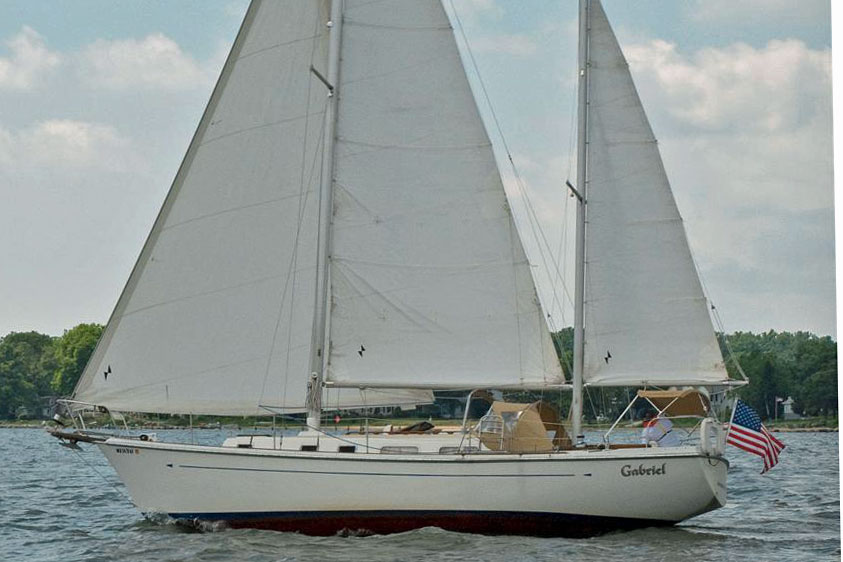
[1,428,839,561]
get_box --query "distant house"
[781,397,801,420]
[40,396,60,418]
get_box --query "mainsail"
[582,1,728,387]
[325,0,563,388]
[72,0,564,415]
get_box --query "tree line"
[0,324,103,419]
[718,330,837,418]
[0,324,836,421]
[550,327,837,420]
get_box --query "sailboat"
[52,0,742,537]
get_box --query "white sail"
[323,0,563,389]
[582,1,728,387]
[72,0,431,415]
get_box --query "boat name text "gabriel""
[620,463,666,477]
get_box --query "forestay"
[582,1,728,387]
[72,0,430,415]
[325,0,563,389]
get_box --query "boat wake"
[142,512,229,534]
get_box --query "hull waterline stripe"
[165,509,675,538]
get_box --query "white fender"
[699,418,724,456]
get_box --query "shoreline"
[769,427,838,432]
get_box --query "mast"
[307,0,344,430]
[571,0,589,445]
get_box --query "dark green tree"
[551,327,574,378]
[0,331,57,419]
[51,323,104,396]
[791,335,837,415]
[800,369,837,416]
[719,330,837,419]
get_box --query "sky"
[0,0,835,338]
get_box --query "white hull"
[99,437,727,536]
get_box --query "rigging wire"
[67,445,132,501]
[690,249,749,382]
[584,385,600,424]
[551,77,581,379]
[448,0,574,339]
[557,74,581,321]
[565,76,579,187]
[257,11,329,412]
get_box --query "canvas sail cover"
[638,389,711,417]
[72,0,431,415]
[582,1,728,387]
[477,402,555,453]
[325,0,564,389]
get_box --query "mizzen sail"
[582,1,728,387]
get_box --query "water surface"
[1,428,838,561]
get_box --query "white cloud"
[625,39,832,214]
[0,26,61,90]
[23,119,130,167]
[624,39,830,133]
[78,33,208,91]
[0,119,136,174]
[690,0,829,25]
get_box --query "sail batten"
[582,1,728,387]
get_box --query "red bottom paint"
[169,510,672,538]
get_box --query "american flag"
[727,399,785,473]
